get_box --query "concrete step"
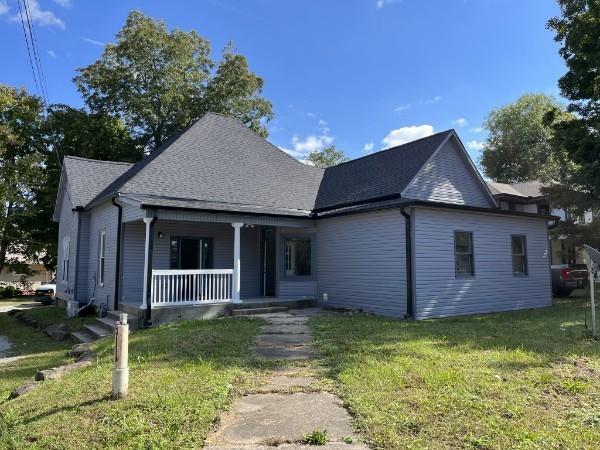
[71,331,94,344]
[106,310,139,330]
[83,324,112,340]
[96,317,117,332]
[232,306,289,316]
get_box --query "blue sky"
[0,0,565,167]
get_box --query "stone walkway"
[205,308,368,450]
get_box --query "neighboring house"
[53,113,556,324]
[488,181,595,265]
[0,253,53,292]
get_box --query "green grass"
[1,316,262,449]
[0,311,76,401]
[21,304,97,332]
[311,296,600,450]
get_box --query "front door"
[262,228,276,296]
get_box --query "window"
[62,236,70,281]
[169,237,212,270]
[454,231,474,276]
[284,237,311,276]
[511,235,528,275]
[98,230,106,286]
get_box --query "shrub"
[2,286,16,298]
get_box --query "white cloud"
[382,125,434,148]
[46,49,56,58]
[10,0,65,29]
[0,1,9,15]
[363,142,374,154]
[423,95,441,104]
[466,140,485,152]
[306,112,316,118]
[394,103,411,112]
[452,118,469,127]
[470,126,484,133]
[53,0,72,7]
[82,37,105,46]
[376,0,401,9]
[291,134,333,154]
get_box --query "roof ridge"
[64,155,133,166]
[324,129,454,170]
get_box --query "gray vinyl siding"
[122,202,146,222]
[75,212,91,302]
[121,220,261,303]
[316,209,407,317]
[87,200,119,309]
[403,139,493,208]
[56,184,78,302]
[412,207,552,319]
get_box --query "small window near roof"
[284,237,311,276]
[511,235,528,275]
[455,231,474,276]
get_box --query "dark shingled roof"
[487,181,545,198]
[63,156,133,208]
[91,113,324,214]
[314,130,453,211]
[67,114,457,216]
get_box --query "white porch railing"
[150,269,234,306]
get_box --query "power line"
[16,0,41,98]
[22,0,49,102]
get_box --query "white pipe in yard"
[112,313,129,398]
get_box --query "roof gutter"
[111,197,123,311]
[400,207,414,319]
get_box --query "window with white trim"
[98,230,106,286]
[62,236,70,281]
[511,235,528,275]
[454,231,474,276]
[284,237,311,276]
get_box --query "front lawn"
[311,297,600,449]
[1,316,262,449]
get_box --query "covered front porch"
[116,202,318,323]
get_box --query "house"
[488,181,595,265]
[0,253,54,292]
[53,113,556,325]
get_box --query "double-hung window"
[62,236,70,281]
[284,237,312,276]
[511,235,528,275]
[454,231,474,276]
[98,230,106,286]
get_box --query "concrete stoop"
[71,310,135,343]
[205,308,369,450]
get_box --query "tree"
[480,93,573,183]
[74,10,273,150]
[306,145,349,168]
[547,1,600,204]
[0,85,45,274]
[23,105,141,269]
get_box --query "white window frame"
[98,230,106,286]
[62,236,70,282]
[454,231,474,276]
[511,235,528,276]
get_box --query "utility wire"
[16,0,41,98]
[22,0,49,103]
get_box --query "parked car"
[34,279,56,305]
[551,265,588,296]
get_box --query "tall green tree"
[75,10,273,150]
[24,105,141,269]
[480,93,574,183]
[0,85,45,274]
[306,145,349,168]
[547,0,600,204]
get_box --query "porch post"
[232,222,244,303]
[141,217,154,310]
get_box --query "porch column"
[232,222,244,303]
[141,217,154,310]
